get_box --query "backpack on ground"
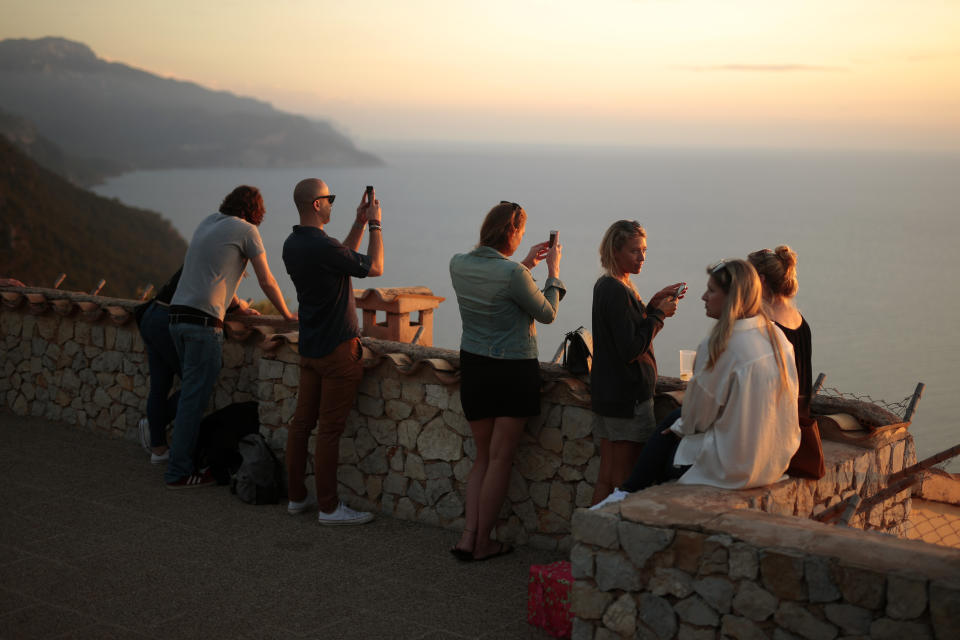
[231,433,286,505]
[195,401,260,485]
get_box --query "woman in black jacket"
[590,220,683,504]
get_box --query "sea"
[93,143,960,470]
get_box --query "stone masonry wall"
[569,486,960,640]
[0,303,598,550]
[0,301,920,551]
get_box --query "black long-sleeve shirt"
[590,276,665,418]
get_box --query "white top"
[670,315,800,489]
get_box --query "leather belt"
[168,314,223,329]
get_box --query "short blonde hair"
[599,220,645,278]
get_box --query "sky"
[3,0,960,150]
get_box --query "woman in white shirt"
[606,259,799,497]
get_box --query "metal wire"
[815,385,918,421]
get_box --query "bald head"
[293,178,330,214]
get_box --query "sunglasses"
[500,200,521,210]
[710,260,728,274]
[314,194,336,204]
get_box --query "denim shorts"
[592,398,657,443]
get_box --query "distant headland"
[0,37,382,187]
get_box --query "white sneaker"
[288,497,315,515]
[138,418,151,451]
[317,502,374,526]
[150,450,170,465]
[590,488,630,511]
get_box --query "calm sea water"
[94,144,960,469]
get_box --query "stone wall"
[0,294,922,553]
[0,299,597,550]
[0,310,260,432]
[255,344,601,550]
[570,485,960,640]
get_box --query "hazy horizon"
[3,0,959,153]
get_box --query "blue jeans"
[165,322,223,483]
[139,303,181,447]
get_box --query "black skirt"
[459,350,541,421]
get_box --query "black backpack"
[195,401,260,485]
[560,327,593,375]
[231,433,286,505]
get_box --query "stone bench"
[566,428,960,639]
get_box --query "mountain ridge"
[0,37,382,183]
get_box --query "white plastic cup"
[679,350,696,381]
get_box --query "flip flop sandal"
[473,542,514,562]
[450,547,474,562]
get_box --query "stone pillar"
[355,287,444,346]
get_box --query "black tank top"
[776,316,812,417]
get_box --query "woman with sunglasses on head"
[449,201,564,561]
[747,246,811,417]
[589,220,684,505]
[596,259,799,504]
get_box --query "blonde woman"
[590,220,682,504]
[748,246,811,417]
[602,259,799,499]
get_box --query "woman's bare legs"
[592,439,643,505]
[592,438,614,505]
[472,416,526,559]
[454,417,494,554]
[610,440,643,488]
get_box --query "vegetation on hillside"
[0,136,187,298]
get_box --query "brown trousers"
[285,337,363,512]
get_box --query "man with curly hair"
[165,185,296,489]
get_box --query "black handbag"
[560,327,593,375]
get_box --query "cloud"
[679,64,845,72]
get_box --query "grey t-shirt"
[171,213,265,320]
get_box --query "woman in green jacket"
[448,201,564,561]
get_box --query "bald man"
[282,179,383,525]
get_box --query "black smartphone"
[365,185,374,203]
[549,230,558,247]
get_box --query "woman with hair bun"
[449,201,564,560]
[596,259,799,501]
[747,246,812,417]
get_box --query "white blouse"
[670,315,800,489]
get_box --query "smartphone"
[549,230,559,247]
[673,282,688,299]
[365,185,374,203]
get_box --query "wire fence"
[812,381,960,549]
[903,499,960,549]
[814,384,921,422]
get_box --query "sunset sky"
[3,0,960,150]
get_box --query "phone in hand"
[365,185,374,205]
[549,230,559,247]
[673,282,688,299]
